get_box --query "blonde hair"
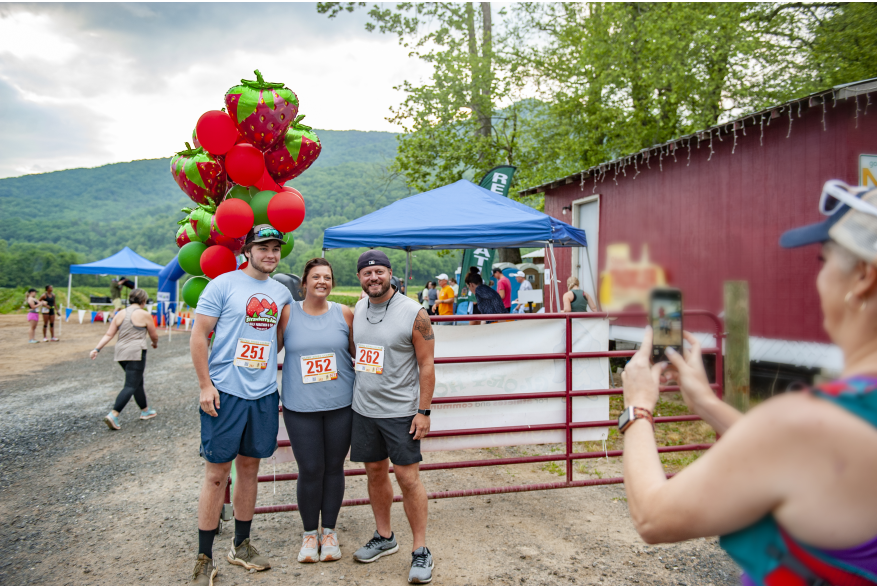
[567,276,580,289]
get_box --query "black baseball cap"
[246,224,285,245]
[357,250,391,272]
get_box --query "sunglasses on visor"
[819,180,877,218]
[254,227,285,240]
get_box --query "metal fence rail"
[252,310,723,515]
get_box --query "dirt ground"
[0,319,740,586]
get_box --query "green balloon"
[250,190,276,226]
[179,242,207,276]
[281,233,294,258]
[226,185,253,204]
[182,276,210,308]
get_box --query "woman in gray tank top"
[562,276,597,313]
[89,289,159,430]
[277,258,355,564]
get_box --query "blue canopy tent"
[67,246,165,307]
[322,180,590,310]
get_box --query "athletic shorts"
[27,312,39,321]
[350,411,422,466]
[200,388,279,463]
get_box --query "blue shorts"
[200,389,279,463]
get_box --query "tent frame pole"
[406,249,411,295]
[322,249,327,259]
[67,273,72,307]
[548,242,561,313]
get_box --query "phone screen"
[650,288,682,361]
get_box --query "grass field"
[0,286,160,314]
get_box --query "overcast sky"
[0,3,432,178]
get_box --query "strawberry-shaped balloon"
[175,221,203,248]
[206,216,246,255]
[225,70,299,151]
[181,197,218,242]
[170,143,227,205]
[264,115,322,184]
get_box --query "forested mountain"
[0,130,455,288]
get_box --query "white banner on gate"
[270,317,611,462]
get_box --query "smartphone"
[649,287,683,363]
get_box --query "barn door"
[576,197,600,303]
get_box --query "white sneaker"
[320,528,341,562]
[298,531,319,563]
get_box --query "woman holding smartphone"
[620,180,877,584]
[277,258,355,564]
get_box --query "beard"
[363,279,391,299]
[249,256,277,275]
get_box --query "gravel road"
[0,334,740,586]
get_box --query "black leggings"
[281,405,352,531]
[113,350,148,413]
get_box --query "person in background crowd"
[448,278,459,297]
[511,271,532,313]
[26,288,46,343]
[90,288,159,429]
[426,280,438,315]
[39,285,58,341]
[189,225,292,585]
[562,276,597,313]
[110,276,135,312]
[419,282,434,313]
[620,180,877,585]
[433,274,455,322]
[277,258,355,564]
[492,268,512,313]
[465,273,505,324]
[350,250,436,584]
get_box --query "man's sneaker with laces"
[408,546,434,584]
[320,528,342,562]
[104,412,120,430]
[227,537,271,571]
[140,408,157,420]
[297,531,319,563]
[191,553,217,586]
[353,531,399,563]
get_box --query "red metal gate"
[252,310,723,515]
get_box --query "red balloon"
[215,198,254,238]
[238,261,249,271]
[225,143,265,187]
[255,167,282,192]
[267,190,306,232]
[280,186,304,211]
[196,111,238,155]
[200,245,237,279]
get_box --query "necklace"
[366,291,395,324]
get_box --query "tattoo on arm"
[414,310,435,341]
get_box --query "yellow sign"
[862,154,877,187]
[599,243,667,311]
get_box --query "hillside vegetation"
[0,130,456,289]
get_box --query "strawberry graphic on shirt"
[245,294,278,331]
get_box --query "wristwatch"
[618,406,654,434]
[417,409,431,416]
[93,348,101,353]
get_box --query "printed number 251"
[241,344,264,360]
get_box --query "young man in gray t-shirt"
[349,250,436,584]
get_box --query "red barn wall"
[544,96,877,343]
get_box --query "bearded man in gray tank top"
[349,250,436,584]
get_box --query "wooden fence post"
[724,281,750,411]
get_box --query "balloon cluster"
[171,70,321,307]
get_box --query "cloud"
[0,3,432,178]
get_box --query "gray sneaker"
[353,531,399,563]
[408,546,434,584]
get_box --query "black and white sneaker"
[408,546,434,584]
[353,531,399,563]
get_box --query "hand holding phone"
[649,287,682,363]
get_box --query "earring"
[845,291,854,305]
[862,300,868,312]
